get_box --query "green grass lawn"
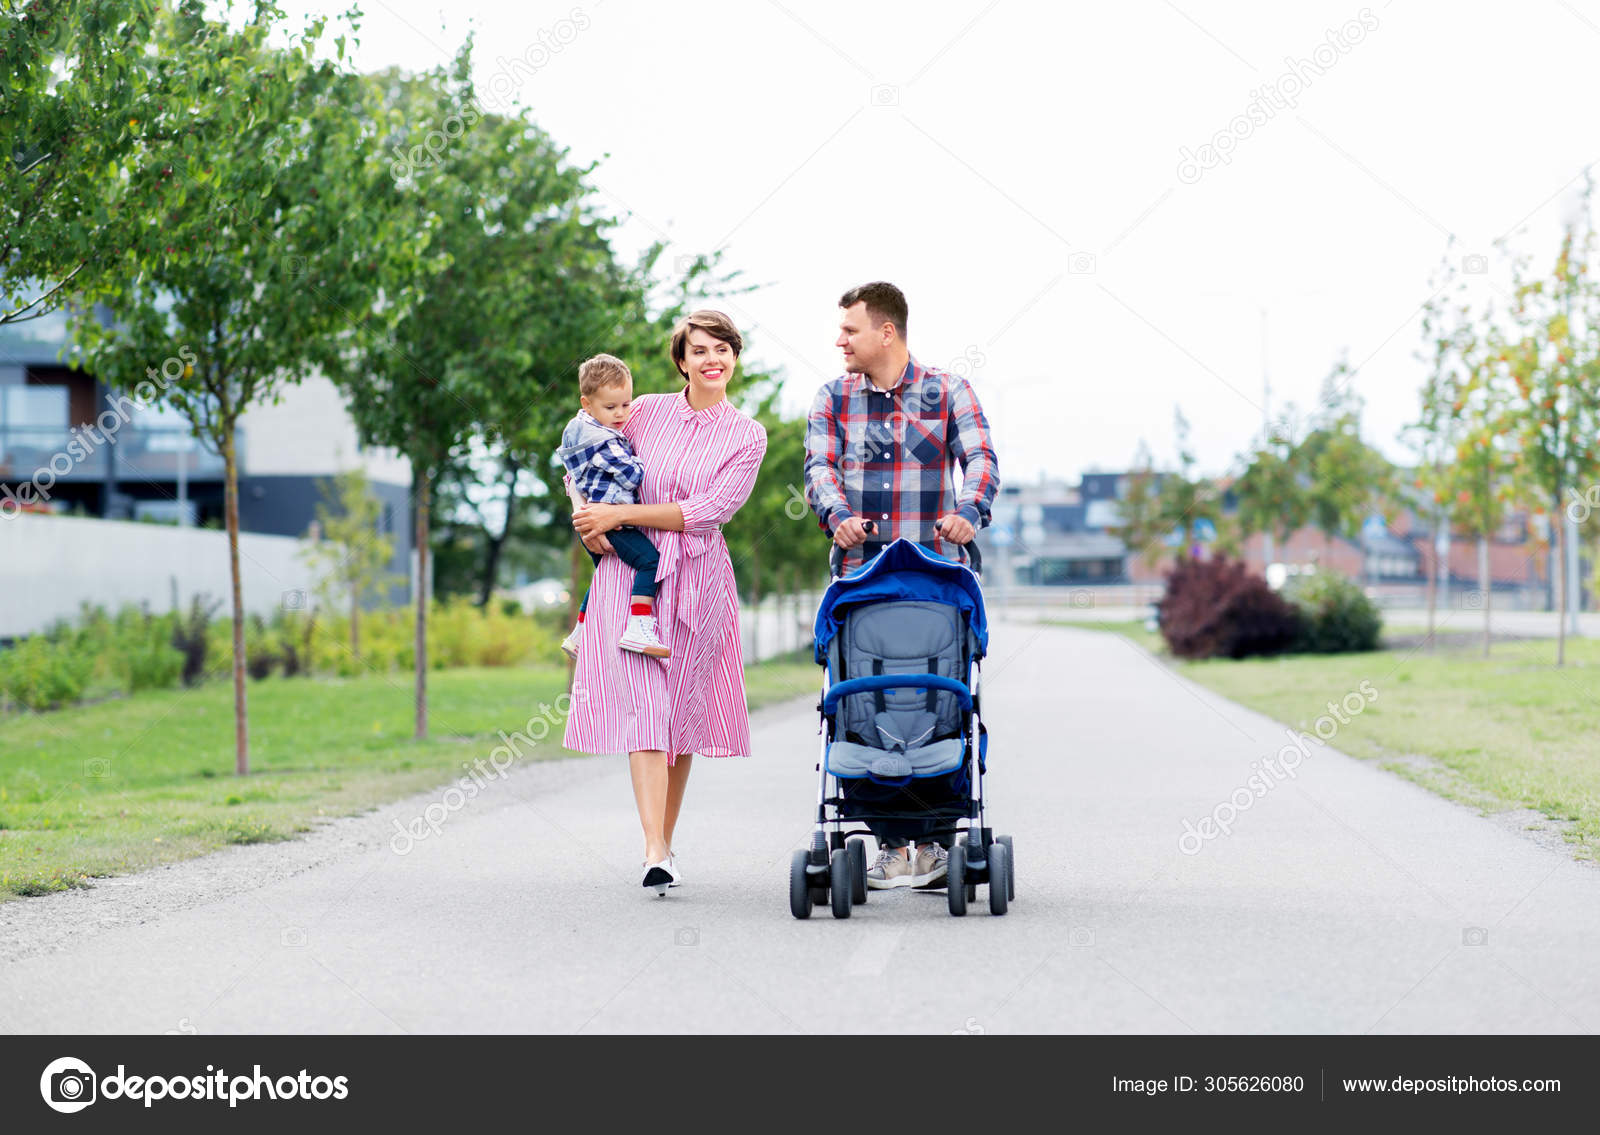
[0,654,820,901]
[1052,618,1600,858]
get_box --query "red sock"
[630,602,651,616]
[577,611,586,623]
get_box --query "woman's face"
[680,327,739,396]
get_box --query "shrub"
[1282,571,1382,653]
[172,595,221,687]
[120,613,183,693]
[245,615,278,680]
[1157,557,1304,660]
[0,636,94,711]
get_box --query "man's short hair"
[839,281,908,340]
[669,309,744,379]
[579,354,632,397]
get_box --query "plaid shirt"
[558,411,644,506]
[804,357,999,566]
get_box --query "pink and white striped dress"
[564,390,768,762]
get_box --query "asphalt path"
[4,619,1598,1034]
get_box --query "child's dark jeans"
[578,526,659,614]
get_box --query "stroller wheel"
[946,843,968,917]
[847,838,868,904]
[997,834,1015,901]
[829,849,853,918]
[987,842,1009,916]
[789,849,813,920]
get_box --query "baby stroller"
[789,535,1013,919]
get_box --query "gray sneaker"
[911,843,949,889]
[866,847,915,890]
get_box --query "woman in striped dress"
[568,310,768,894]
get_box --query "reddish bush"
[1157,557,1303,660]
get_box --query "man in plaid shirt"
[805,281,1000,571]
[804,281,1000,891]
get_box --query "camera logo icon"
[674,926,698,946]
[1068,252,1098,275]
[84,757,111,778]
[40,1056,97,1113]
[1462,926,1489,946]
[1067,926,1095,948]
[1462,253,1488,274]
[870,84,900,106]
[281,589,307,611]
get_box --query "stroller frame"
[789,536,1014,919]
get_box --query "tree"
[1451,320,1521,655]
[331,50,632,734]
[1107,440,1167,571]
[300,467,397,661]
[1300,364,1398,570]
[70,3,411,773]
[1499,173,1600,666]
[722,368,813,655]
[1404,249,1470,645]
[1,0,162,323]
[1155,408,1220,561]
[1232,409,1309,574]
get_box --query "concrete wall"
[0,512,325,638]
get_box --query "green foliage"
[1,0,164,323]
[1282,570,1383,653]
[0,634,94,710]
[725,370,820,600]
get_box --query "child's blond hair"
[579,354,632,397]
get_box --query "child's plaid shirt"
[558,410,644,506]
[804,358,999,566]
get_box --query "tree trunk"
[415,468,431,738]
[350,583,361,662]
[478,457,520,607]
[1478,534,1490,658]
[222,429,249,775]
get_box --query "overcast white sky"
[278,0,1600,485]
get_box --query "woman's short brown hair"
[669,309,743,379]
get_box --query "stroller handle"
[828,520,983,579]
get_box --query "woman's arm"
[572,426,767,539]
[573,500,684,538]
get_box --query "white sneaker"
[619,613,671,658]
[560,624,582,660]
[866,847,915,890]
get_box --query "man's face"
[581,381,633,428]
[836,301,889,374]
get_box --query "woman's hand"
[574,503,627,540]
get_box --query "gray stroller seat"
[826,600,967,782]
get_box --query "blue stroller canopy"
[812,538,988,663]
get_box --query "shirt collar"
[577,409,620,433]
[677,388,732,421]
[855,357,920,396]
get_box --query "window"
[3,385,67,429]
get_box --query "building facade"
[0,305,414,603]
